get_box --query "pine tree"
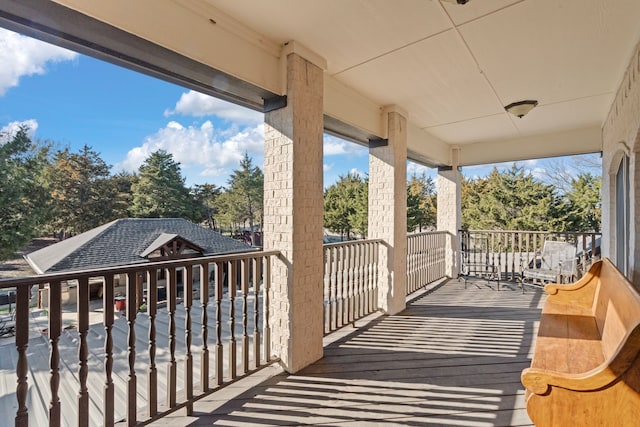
[46,145,115,233]
[0,126,51,259]
[323,172,367,240]
[222,153,264,242]
[130,150,195,219]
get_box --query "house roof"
[24,218,253,274]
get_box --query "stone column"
[437,148,462,278]
[368,108,407,315]
[263,52,324,373]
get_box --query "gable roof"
[25,218,254,274]
[139,233,205,258]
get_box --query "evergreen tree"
[407,173,436,232]
[46,145,114,233]
[130,150,195,219]
[323,172,368,240]
[462,165,559,231]
[0,126,51,259]
[192,183,222,229]
[563,173,601,232]
[223,153,264,242]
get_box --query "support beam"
[263,52,324,373]
[457,126,602,166]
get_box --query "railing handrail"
[461,229,601,236]
[322,238,383,249]
[0,249,281,289]
[408,231,448,238]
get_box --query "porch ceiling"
[2,0,640,167]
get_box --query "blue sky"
[0,28,600,189]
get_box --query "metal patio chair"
[519,240,577,293]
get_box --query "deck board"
[153,278,543,426]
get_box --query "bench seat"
[521,259,640,426]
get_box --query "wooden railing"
[323,239,381,334]
[459,230,602,281]
[0,250,278,427]
[407,231,448,295]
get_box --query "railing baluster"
[241,259,250,374]
[147,270,158,417]
[263,256,271,363]
[336,246,343,328]
[253,257,262,368]
[185,264,194,415]
[215,262,224,386]
[228,260,237,379]
[126,272,137,426]
[103,275,114,427]
[166,267,177,408]
[323,249,330,334]
[15,285,30,427]
[200,262,210,392]
[49,280,62,427]
[77,277,90,427]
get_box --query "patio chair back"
[540,240,577,277]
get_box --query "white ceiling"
[4,0,638,166]
[206,0,640,151]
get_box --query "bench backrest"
[593,259,640,361]
[541,240,577,276]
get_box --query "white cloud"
[117,121,265,186]
[0,28,77,96]
[165,90,262,125]
[0,119,38,143]
[324,134,367,156]
[349,168,366,179]
[323,163,333,172]
[407,161,434,178]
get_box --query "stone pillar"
[368,108,407,315]
[263,52,324,373]
[437,148,462,278]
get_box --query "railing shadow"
[179,278,542,426]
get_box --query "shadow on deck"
[153,279,544,427]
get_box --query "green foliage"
[45,145,117,233]
[130,150,195,219]
[561,173,601,232]
[192,183,222,228]
[214,153,264,236]
[0,127,51,260]
[407,173,436,232]
[323,172,368,239]
[461,164,601,232]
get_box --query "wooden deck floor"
[153,279,545,427]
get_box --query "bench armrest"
[521,365,620,395]
[543,260,602,306]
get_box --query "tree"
[0,126,51,260]
[192,183,222,229]
[221,153,264,242]
[407,173,436,232]
[130,150,195,219]
[46,145,115,234]
[324,172,368,240]
[562,173,601,232]
[462,165,560,231]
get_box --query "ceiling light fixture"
[504,100,538,118]
[442,0,471,5]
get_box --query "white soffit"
[206,0,453,75]
[336,29,505,129]
[460,0,640,106]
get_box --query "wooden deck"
[152,279,545,426]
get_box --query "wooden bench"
[521,258,640,426]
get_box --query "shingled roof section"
[25,218,254,274]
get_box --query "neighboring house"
[24,218,255,305]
